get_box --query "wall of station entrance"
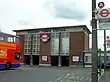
[15,25,91,67]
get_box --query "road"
[0,66,91,82]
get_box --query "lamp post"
[104,30,107,71]
[91,0,98,82]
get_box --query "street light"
[91,0,98,82]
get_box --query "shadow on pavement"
[0,69,16,71]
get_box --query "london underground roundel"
[107,36,109,39]
[98,2,105,9]
[100,9,109,17]
[40,33,50,43]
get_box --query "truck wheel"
[6,63,11,70]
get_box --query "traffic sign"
[100,9,109,17]
[98,2,105,9]
[98,8,110,30]
[107,36,109,39]
[40,33,50,43]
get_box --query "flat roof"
[0,32,18,37]
[13,25,91,34]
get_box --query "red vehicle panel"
[0,32,21,69]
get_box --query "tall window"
[24,34,40,55]
[24,35,31,55]
[51,33,59,55]
[32,34,40,55]
[60,32,69,55]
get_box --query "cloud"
[0,0,110,50]
[54,6,85,20]
[43,0,90,21]
[0,0,92,34]
[0,0,50,33]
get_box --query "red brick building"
[13,25,91,67]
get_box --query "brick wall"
[69,32,84,65]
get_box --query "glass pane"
[13,37,16,42]
[24,41,28,44]
[24,45,28,48]
[25,35,28,40]
[15,37,19,43]
[33,45,36,48]
[7,37,14,42]
[61,37,69,53]
[51,38,59,53]
[0,36,4,40]
[24,49,27,52]
[28,45,31,48]
[28,49,31,53]
[28,41,31,44]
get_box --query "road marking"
[98,69,104,80]
[56,72,92,82]
[68,76,75,80]
[80,77,85,80]
[76,77,79,79]
[70,73,74,75]
[57,78,62,80]
[85,77,89,80]
[64,73,71,78]
[48,81,52,82]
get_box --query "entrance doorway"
[32,55,39,65]
[51,56,58,66]
[24,55,30,65]
[61,56,69,66]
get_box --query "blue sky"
[0,0,110,50]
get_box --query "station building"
[13,25,91,67]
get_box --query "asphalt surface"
[99,69,110,82]
[0,66,91,82]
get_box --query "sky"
[0,0,110,50]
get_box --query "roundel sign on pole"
[40,33,50,43]
[100,9,109,17]
[107,36,110,39]
[98,2,105,9]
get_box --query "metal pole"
[58,33,61,67]
[30,34,33,66]
[104,30,107,71]
[91,0,98,82]
[99,49,101,76]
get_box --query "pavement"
[0,66,91,82]
[99,69,110,82]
